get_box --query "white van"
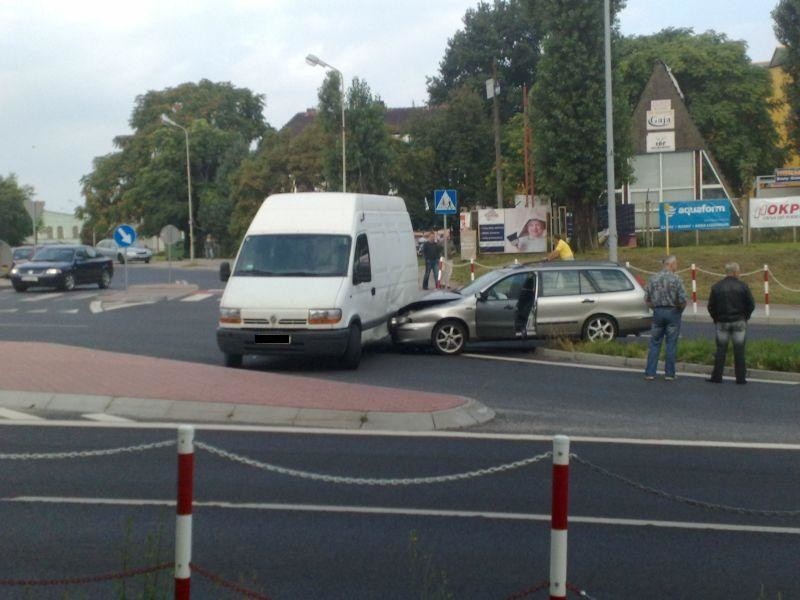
[217,192,419,369]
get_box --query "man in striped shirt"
[643,255,688,381]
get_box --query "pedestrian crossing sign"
[434,189,458,215]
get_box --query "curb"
[0,390,495,432]
[534,347,800,383]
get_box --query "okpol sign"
[750,196,800,229]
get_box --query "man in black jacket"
[707,262,755,384]
[420,232,442,290]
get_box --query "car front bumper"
[216,327,351,358]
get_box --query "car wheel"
[144,258,150,264]
[61,273,76,291]
[117,253,126,264]
[340,323,362,369]
[432,320,467,355]
[12,283,27,293]
[583,315,618,343]
[98,269,111,289]
[224,353,243,368]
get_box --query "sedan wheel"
[583,315,618,343]
[432,320,467,355]
[62,273,76,291]
[98,269,111,289]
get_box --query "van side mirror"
[219,261,231,282]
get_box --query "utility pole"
[604,0,619,262]
[491,62,503,209]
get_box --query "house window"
[57,226,64,239]
[45,227,53,239]
[72,226,79,238]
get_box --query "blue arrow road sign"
[114,224,137,247]
[434,189,458,215]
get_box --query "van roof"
[248,193,409,235]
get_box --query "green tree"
[81,80,267,256]
[427,0,542,120]
[392,86,494,228]
[317,74,392,193]
[532,0,632,251]
[618,28,785,193]
[0,174,34,246]
[773,0,800,154]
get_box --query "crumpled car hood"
[397,290,463,314]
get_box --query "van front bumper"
[216,327,351,358]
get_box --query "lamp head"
[160,113,177,126]
[305,54,321,67]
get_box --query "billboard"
[749,196,800,229]
[478,206,549,254]
[659,200,731,231]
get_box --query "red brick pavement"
[0,342,465,413]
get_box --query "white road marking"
[59,309,80,314]
[21,293,63,302]
[0,421,798,450]
[180,292,213,302]
[0,408,45,421]
[81,413,135,423]
[26,309,47,314]
[0,308,18,313]
[463,353,799,386]
[89,300,103,313]
[100,300,157,312]
[70,293,99,300]
[4,496,799,535]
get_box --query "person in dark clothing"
[706,262,755,384]
[420,232,442,290]
[515,273,536,336]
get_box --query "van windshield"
[234,234,352,277]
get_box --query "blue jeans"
[423,258,439,289]
[645,307,682,378]
[710,320,747,383]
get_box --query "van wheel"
[224,353,243,368]
[98,269,111,289]
[340,323,362,369]
[432,320,467,355]
[61,273,76,291]
[583,315,618,343]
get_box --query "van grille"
[242,318,308,326]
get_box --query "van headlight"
[46,268,62,275]
[10,267,19,275]
[219,307,242,324]
[308,309,342,324]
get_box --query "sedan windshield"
[33,247,75,262]
[234,234,351,277]
[457,269,511,296]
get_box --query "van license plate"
[255,334,291,344]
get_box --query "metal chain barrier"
[0,439,175,461]
[768,269,800,293]
[196,442,552,486]
[190,563,273,599]
[0,562,172,587]
[504,580,550,599]
[572,454,800,517]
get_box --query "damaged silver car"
[390,261,652,355]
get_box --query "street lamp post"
[306,53,346,192]
[160,114,195,262]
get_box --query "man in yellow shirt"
[545,233,574,261]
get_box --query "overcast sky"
[0,0,780,214]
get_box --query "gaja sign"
[646,109,674,130]
[750,196,800,229]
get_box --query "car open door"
[475,272,529,340]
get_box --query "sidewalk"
[0,342,493,430]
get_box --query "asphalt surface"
[1,425,798,599]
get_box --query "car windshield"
[234,234,351,277]
[33,247,75,262]
[457,268,512,296]
[12,248,33,260]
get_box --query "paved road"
[1,424,798,599]
[1,264,798,442]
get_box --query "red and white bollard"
[691,263,697,314]
[175,425,195,600]
[764,264,770,318]
[437,256,444,289]
[549,435,570,600]
[470,258,475,282]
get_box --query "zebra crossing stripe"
[0,408,45,421]
[181,293,213,302]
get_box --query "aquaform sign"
[749,196,800,229]
[659,200,731,231]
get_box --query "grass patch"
[558,338,800,373]
[451,241,800,305]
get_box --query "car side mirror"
[220,261,231,282]
[476,291,487,302]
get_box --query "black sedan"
[9,245,113,292]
